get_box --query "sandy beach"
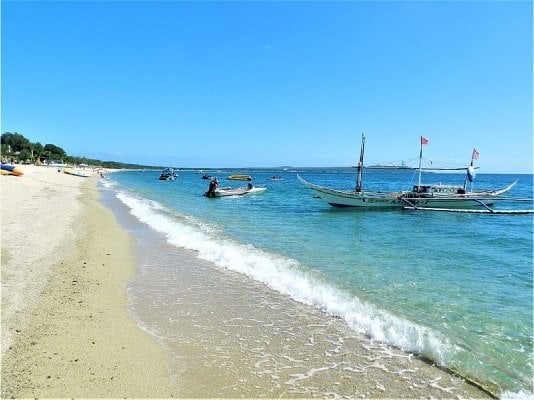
[1,165,173,397]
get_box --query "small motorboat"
[205,185,266,198]
[159,168,177,180]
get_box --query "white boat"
[298,175,402,208]
[63,168,90,178]
[45,160,67,168]
[398,181,516,209]
[205,186,267,198]
[299,134,404,208]
[299,134,517,210]
[398,142,516,209]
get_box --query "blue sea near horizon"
[100,169,533,398]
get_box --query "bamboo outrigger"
[402,197,534,214]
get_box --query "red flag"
[472,148,479,160]
[420,136,429,145]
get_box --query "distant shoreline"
[116,166,533,175]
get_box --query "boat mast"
[355,133,365,193]
[418,136,428,190]
[466,148,478,192]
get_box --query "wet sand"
[132,249,495,398]
[110,187,495,399]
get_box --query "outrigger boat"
[299,135,531,214]
[397,140,518,210]
[398,182,516,209]
[298,134,402,208]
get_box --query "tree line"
[1,132,156,169]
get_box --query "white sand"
[1,165,87,355]
[1,165,173,397]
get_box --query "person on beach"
[206,178,218,198]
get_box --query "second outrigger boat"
[299,134,523,212]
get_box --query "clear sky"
[2,1,532,173]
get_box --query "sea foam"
[114,188,458,368]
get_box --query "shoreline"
[1,166,173,397]
[1,165,496,397]
[105,176,495,399]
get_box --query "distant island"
[366,164,412,170]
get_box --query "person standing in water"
[206,178,218,198]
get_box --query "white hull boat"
[297,176,402,208]
[398,182,517,209]
[206,186,267,198]
[299,134,520,212]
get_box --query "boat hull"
[205,187,267,198]
[298,176,402,208]
[317,190,402,208]
[63,168,90,177]
[298,175,515,210]
[227,175,252,181]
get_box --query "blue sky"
[2,1,532,173]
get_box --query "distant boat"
[267,176,284,181]
[227,174,252,181]
[299,134,519,212]
[45,160,67,168]
[63,168,90,178]
[159,168,177,180]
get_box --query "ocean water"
[100,169,533,398]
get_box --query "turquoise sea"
[101,169,533,398]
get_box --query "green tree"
[1,132,32,153]
[43,143,67,159]
[1,131,158,169]
[32,142,44,159]
[1,143,11,157]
